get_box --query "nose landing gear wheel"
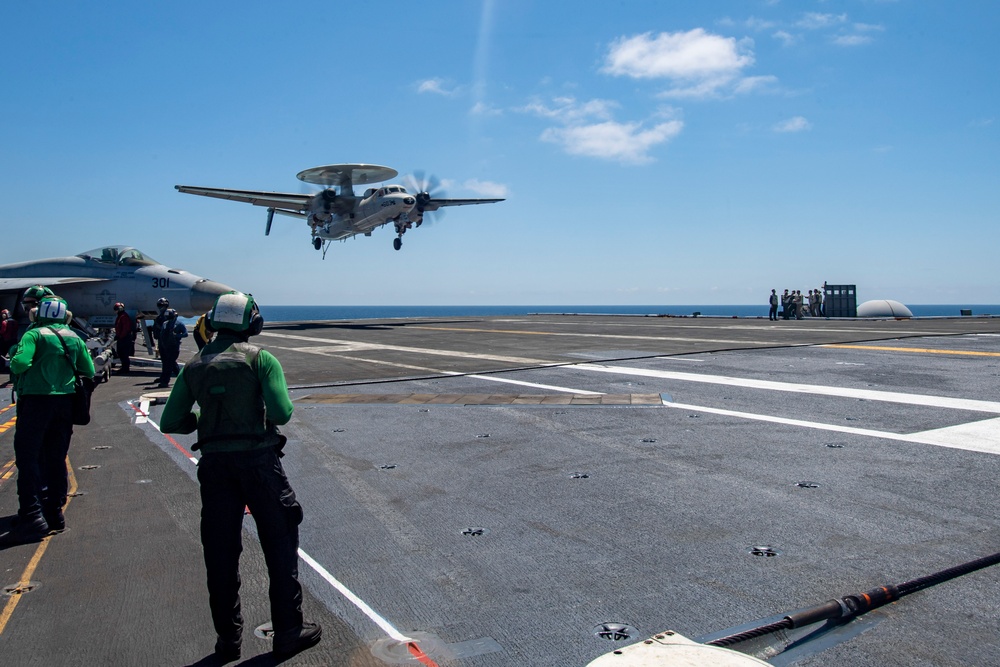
[393,238,402,251]
[313,238,322,250]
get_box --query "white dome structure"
[857,299,913,318]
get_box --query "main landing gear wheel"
[313,238,322,250]
[393,238,402,251]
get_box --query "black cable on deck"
[706,550,1000,648]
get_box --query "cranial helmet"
[22,285,55,305]
[114,302,125,312]
[209,291,263,336]
[33,296,72,325]
[1,309,8,318]
[164,308,178,320]
[157,297,170,309]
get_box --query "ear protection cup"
[28,307,37,322]
[247,308,264,337]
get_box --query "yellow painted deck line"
[823,344,1000,357]
[0,457,77,635]
[0,458,16,484]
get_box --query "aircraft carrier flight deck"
[2,313,1000,666]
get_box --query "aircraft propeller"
[405,170,446,226]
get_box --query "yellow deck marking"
[0,416,15,435]
[0,456,77,635]
[0,459,16,483]
[823,344,1000,357]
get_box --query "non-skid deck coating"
[295,393,665,406]
[2,313,1000,666]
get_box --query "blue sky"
[1,1,997,306]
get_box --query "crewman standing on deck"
[156,309,187,387]
[113,302,135,374]
[1,295,94,545]
[160,291,321,661]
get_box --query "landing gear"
[313,237,322,250]
[393,237,402,251]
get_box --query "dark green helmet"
[22,284,55,306]
[33,296,71,325]
[209,291,263,336]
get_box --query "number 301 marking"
[152,277,170,289]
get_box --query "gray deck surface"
[2,314,1000,666]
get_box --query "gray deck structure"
[2,314,1000,666]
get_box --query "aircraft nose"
[190,279,234,314]
[403,196,415,206]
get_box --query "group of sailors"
[769,288,826,321]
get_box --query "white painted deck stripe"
[572,364,1000,414]
[260,331,545,365]
[297,548,412,643]
[138,410,412,642]
[661,401,1000,456]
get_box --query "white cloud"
[541,119,683,165]
[602,29,773,99]
[470,101,502,116]
[462,179,509,198]
[719,16,776,31]
[520,97,683,164]
[832,34,873,46]
[517,96,618,123]
[773,116,811,132]
[773,30,798,46]
[417,78,457,96]
[733,75,779,95]
[602,29,754,81]
[796,13,848,29]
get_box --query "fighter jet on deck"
[0,245,235,329]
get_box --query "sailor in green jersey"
[1,295,94,545]
[160,291,321,661]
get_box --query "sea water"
[256,304,1000,322]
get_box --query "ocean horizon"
[255,304,1000,322]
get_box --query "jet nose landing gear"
[393,237,402,251]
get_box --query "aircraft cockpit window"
[118,249,158,266]
[77,246,158,267]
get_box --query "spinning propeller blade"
[405,170,447,226]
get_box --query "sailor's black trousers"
[197,447,304,640]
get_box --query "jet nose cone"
[190,279,234,314]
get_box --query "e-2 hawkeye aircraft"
[0,245,235,330]
[176,163,504,258]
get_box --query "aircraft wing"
[421,197,505,212]
[175,186,311,212]
[0,277,109,293]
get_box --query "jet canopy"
[76,246,159,267]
